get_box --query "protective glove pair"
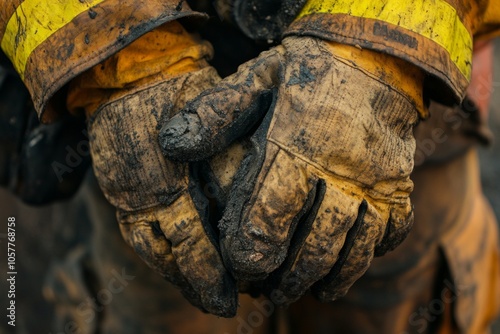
[160,34,425,304]
[72,18,424,317]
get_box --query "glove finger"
[207,140,250,197]
[159,46,285,162]
[118,214,203,310]
[220,143,318,281]
[158,192,237,317]
[119,192,237,318]
[375,201,414,256]
[266,181,362,305]
[312,202,386,302]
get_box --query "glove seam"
[87,69,206,126]
[116,187,188,222]
[266,137,410,205]
[324,47,421,117]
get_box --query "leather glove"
[67,22,239,317]
[0,58,90,205]
[160,36,425,304]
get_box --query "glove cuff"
[67,21,213,117]
[286,0,474,105]
[325,41,427,119]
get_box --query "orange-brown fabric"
[0,0,205,122]
[474,0,500,41]
[440,150,500,333]
[0,0,22,38]
[467,41,495,121]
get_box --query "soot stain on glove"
[263,179,326,301]
[122,131,144,169]
[318,200,367,285]
[286,62,316,89]
[151,220,164,238]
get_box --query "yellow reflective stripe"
[298,0,472,79]
[1,0,106,79]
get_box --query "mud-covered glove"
[160,36,426,304]
[0,57,89,205]
[67,22,240,317]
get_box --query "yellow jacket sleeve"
[0,0,205,122]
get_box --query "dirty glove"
[160,36,426,304]
[67,22,238,317]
